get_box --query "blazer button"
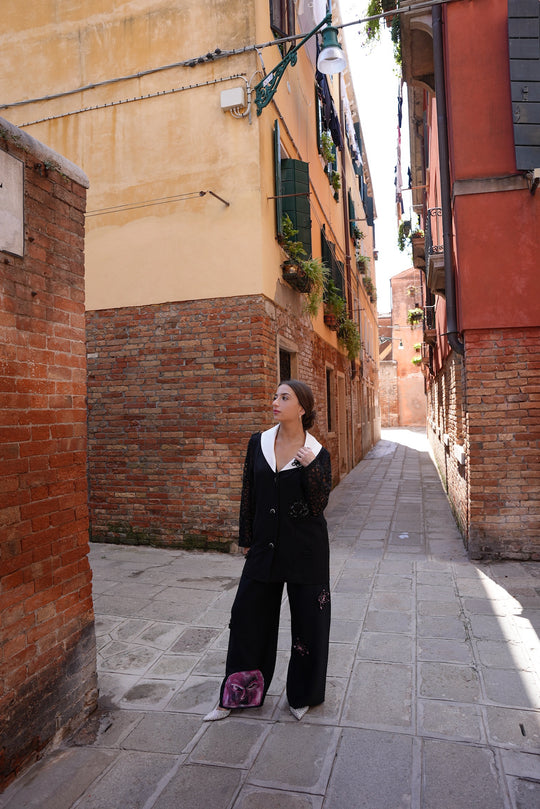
[268,542,275,549]
[270,508,276,515]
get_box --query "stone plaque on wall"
[0,150,24,256]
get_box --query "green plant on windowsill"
[411,356,422,366]
[279,213,307,262]
[330,171,341,192]
[323,279,347,330]
[352,225,365,244]
[279,215,329,316]
[321,131,334,165]
[337,317,362,361]
[413,343,422,351]
[363,275,377,302]
[356,253,369,274]
[407,307,423,326]
[301,257,330,318]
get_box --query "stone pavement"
[2,428,540,809]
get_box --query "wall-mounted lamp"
[254,12,346,116]
[379,336,404,349]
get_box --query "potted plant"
[321,131,334,165]
[337,317,362,361]
[323,279,346,330]
[363,275,377,302]
[301,257,329,317]
[407,307,423,326]
[411,355,422,366]
[352,225,364,244]
[331,170,341,195]
[356,253,369,274]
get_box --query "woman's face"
[272,384,305,424]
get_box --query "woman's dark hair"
[280,379,316,431]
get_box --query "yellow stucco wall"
[0,0,378,365]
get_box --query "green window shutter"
[274,120,283,235]
[348,191,356,238]
[508,0,540,169]
[281,158,312,257]
[321,229,345,298]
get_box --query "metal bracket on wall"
[526,169,540,196]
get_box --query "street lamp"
[254,12,346,116]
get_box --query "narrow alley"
[2,429,539,809]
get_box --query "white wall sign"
[0,151,24,257]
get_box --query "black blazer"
[239,428,332,584]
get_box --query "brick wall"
[427,328,540,560]
[86,296,361,549]
[465,327,540,559]
[0,118,97,785]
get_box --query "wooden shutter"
[274,119,283,235]
[281,158,312,256]
[348,191,356,238]
[509,0,540,169]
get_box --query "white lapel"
[260,425,322,472]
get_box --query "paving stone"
[343,661,413,729]
[369,590,413,612]
[418,662,481,703]
[170,627,220,653]
[74,751,178,809]
[482,667,540,709]
[363,609,413,634]
[475,639,534,670]
[167,675,222,715]
[357,631,413,664]
[119,678,179,709]
[417,615,468,641]
[0,748,119,809]
[121,712,203,754]
[146,654,198,678]
[506,777,540,809]
[418,699,484,742]
[189,718,269,767]
[246,723,340,793]
[233,787,323,809]
[422,739,506,809]
[417,636,473,664]
[484,706,540,750]
[152,762,242,809]
[324,728,414,809]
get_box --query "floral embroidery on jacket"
[289,500,310,519]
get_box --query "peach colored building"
[0,0,380,549]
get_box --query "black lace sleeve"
[301,447,332,516]
[238,434,258,547]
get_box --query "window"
[274,120,312,256]
[321,229,345,298]
[279,348,292,382]
[270,0,295,40]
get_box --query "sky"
[339,1,414,313]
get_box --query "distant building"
[401,0,540,559]
[378,267,426,428]
[0,0,380,549]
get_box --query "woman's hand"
[294,447,315,467]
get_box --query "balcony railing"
[425,207,443,256]
[425,207,445,295]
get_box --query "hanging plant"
[356,253,370,274]
[398,219,411,251]
[407,307,423,326]
[323,279,347,330]
[337,317,362,361]
[321,131,334,165]
[279,215,329,316]
[411,356,422,366]
[331,171,341,192]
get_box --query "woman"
[204,379,332,722]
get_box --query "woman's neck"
[276,422,305,442]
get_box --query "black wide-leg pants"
[219,572,331,710]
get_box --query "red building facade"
[401,0,540,558]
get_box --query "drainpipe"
[432,4,464,355]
